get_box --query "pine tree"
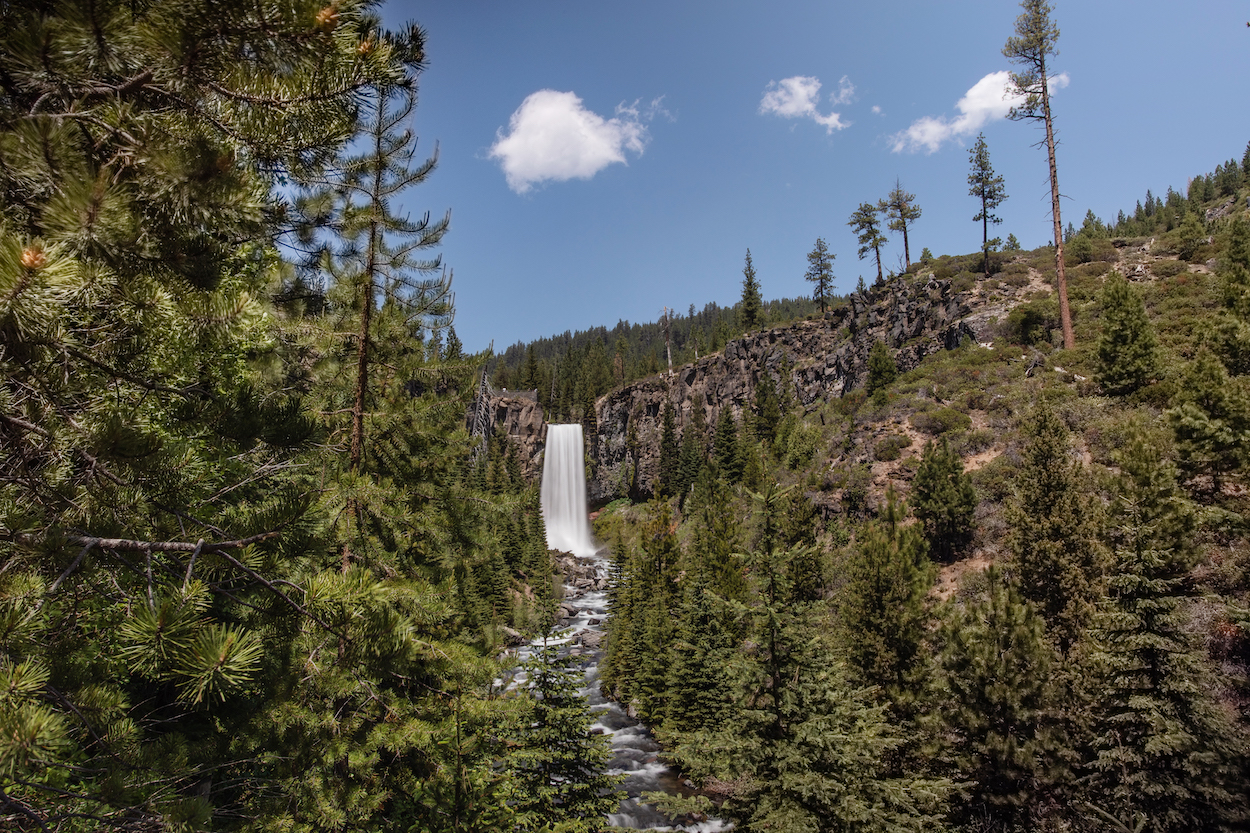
[658,400,679,497]
[849,201,888,285]
[967,132,1008,279]
[299,50,453,570]
[935,567,1066,829]
[911,438,977,561]
[804,237,836,314]
[662,571,735,734]
[842,490,933,701]
[1109,421,1197,583]
[753,371,783,444]
[1211,219,1250,374]
[884,179,922,269]
[1097,271,1159,395]
[675,424,704,506]
[1167,347,1250,492]
[691,488,950,832]
[866,340,898,396]
[508,643,624,833]
[1006,404,1106,653]
[714,408,744,484]
[1082,510,1249,832]
[1004,0,1073,348]
[0,5,495,830]
[740,248,764,331]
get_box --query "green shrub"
[1002,272,1031,289]
[1073,261,1112,279]
[952,272,977,293]
[1004,296,1060,346]
[784,421,821,470]
[956,428,996,456]
[1151,259,1188,278]
[911,406,972,436]
[874,434,913,462]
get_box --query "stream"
[512,549,730,832]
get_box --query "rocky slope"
[478,272,1007,503]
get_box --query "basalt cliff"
[477,274,1002,504]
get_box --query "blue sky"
[381,1,1250,354]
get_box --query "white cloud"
[889,70,1070,154]
[871,105,883,116]
[759,75,850,133]
[489,90,651,193]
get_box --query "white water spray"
[540,424,599,557]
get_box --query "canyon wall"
[478,275,993,504]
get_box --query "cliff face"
[473,393,548,480]
[480,275,989,504]
[586,276,981,503]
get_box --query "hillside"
[473,153,1250,830]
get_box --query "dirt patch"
[963,446,1001,472]
[932,554,993,602]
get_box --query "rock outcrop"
[470,391,547,479]
[586,276,979,502]
[477,275,990,503]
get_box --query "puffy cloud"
[889,70,1070,153]
[871,105,883,115]
[759,75,851,133]
[489,90,651,193]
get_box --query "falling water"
[540,424,600,558]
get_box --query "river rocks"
[500,626,527,646]
[576,630,605,650]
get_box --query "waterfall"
[540,424,600,557]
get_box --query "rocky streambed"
[515,551,729,832]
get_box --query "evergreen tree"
[689,467,746,601]
[804,237,836,314]
[1211,219,1250,374]
[714,408,745,484]
[508,643,624,833]
[303,67,453,569]
[658,400,679,497]
[911,438,977,561]
[1096,270,1159,396]
[753,371,783,444]
[866,340,898,396]
[661,570,735,734]
[694,488,949,832]
[1167,347,1250,492]
[884,178,922,269]
[1005,233,1022,251]
[842,490,933,701]
[1082,511,1248,832]
[0,4,504,830]
[849,201,888,285]
[1006,404,1106,653]
[1109,421,1197,586]
[740,248,764,331]
[935,567,1066,829]
[967,132,1008,279]
[675,423,704,505]
[1004,0,1073,347]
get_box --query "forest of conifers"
[4,2,1250,833]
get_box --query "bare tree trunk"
[983,208,990,280]
[902,224,911,270]
[1040,58,1073,349]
